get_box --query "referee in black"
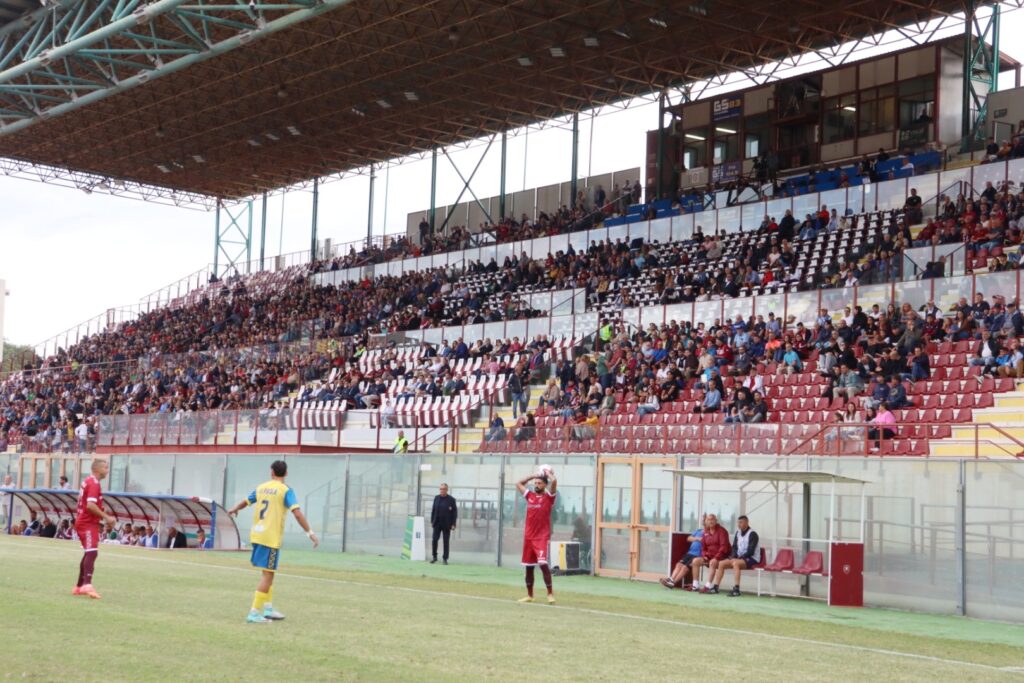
[430,483,458,564]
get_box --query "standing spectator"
[58,475,72,490]
[509,370,526,419]
[429,483,458,565]
[393,430,410,453]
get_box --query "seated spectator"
[693,386,721,414]
[143,525,159,548]
[513,413,536,442]
[832,365,864,403]
[598,388,617,418]
[777,342,802,375]
[538,379,561,410]
[39,516,57,539]
[56,519,73,540]
[886,377,911,410]
[709,515,760,597]
[660,514,706,590]
[636,391,661,418]
[569,412,599,441]
[486,415,506,442]
[692,514,731,594]
[909,345,931,381]
[868,402,897,449]
[995,340,1024,378]
[24,512,40,536]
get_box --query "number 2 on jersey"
[259,499,269,520]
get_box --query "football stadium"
[4,0,1024,679]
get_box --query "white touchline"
[6,539,1021,675]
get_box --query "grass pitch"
[1,535,1023,682]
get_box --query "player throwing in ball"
[228,460,318,623]
[516,467,558,605]
[73,459,117,599]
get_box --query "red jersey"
[523,489,556,541]
[75,475,103,527]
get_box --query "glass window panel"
[495,242,514,264]
[793,192,818,221]
[549,234,569,256]
[861,182,876,212]
[484,322,506,343]
[931,275,971,313]
[421,454,502,566]
[1006,158,1024,191]
[964,460,1024,620]
[600,463,633,525]
[855,283,891,318]
[125,455,174,495]
[976,271,1018,304]
[505,319,526,343]
[765,196,791,223]
[741,201,764,231]
[820,287,850,322]
[628,221,650,244]
[606,224,629,245]
[819,188,847,217]
[344,456,418,555]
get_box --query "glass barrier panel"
[930,274,971,313]
[462,324,484,344]
[483,321,505,342]
[649,217,672,245]
[144,414,165,446]
[855,283,892,318]
[344,455,419,556]
[527,316,551,340]
[431,252,448,269]
[416,256,432,272]
[255,408,277,446]
[786,290,818,327]
[573,312,599,338]
[236,409,257,446]
[505,319,527,343]
[895,278,936,313]
[693,300,722,328]
[606,224,629,245]
[1006,157,1024,191]
[568,228,591,253]
[861,181,876,213]
[971,160,1008,195]
[717,206,741,235]
[765,196,791,223]
[552,292,574,317]
[663,304,689,327]
[976,271,1018,304]
[276,408,299,446]
[964,460,1024,621]
[495,241,514,264]
[637,304,664,328]
[98,416,114,446]
[421,327,443,345]
[741,200,764,230]
[722,295,753,325]
[462,247,481,266]
[820,287,851,322]
[172,454,226,502]
[819,188,847,217]
[753,292,784,323]
[550,315,575,340]
[125,455,174,494]
[628,221,650,244]
[876,178,908,212]
[549,234,569,256]
[793,192,818,220]
[670,213,694,242]
[127,415,145,445]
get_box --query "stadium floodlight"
[192,154,206,163]
[688,2,709,17]
[155,164,171,173]
[583,36,599,47]
[516,56,533,67]
[684,133,705,141]
[404,91,418,101]
[349,107,365,117]
[247,138,262,146]
[715,127,736,134]
[648,16,668,29]
[549,46,565,58]
[264,132,279,140]
[276,86,287,99]
[376,99,392,109]
[843,106,857,112]
[286,125,300,136]
[611,26,631,40]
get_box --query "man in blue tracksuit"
[660,514,707,590]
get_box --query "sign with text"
[712,96,742,122]
[710,161,743,184]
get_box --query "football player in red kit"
[516,469,558,605]
[73,459,117,599]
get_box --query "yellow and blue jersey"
[247,479,298,550]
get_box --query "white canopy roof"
[665,468,869,485]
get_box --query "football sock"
[540,564,553,594]
[80,553,96,586]
[252,591,269,612]
[525,566,535,598]
[77,556,86,587]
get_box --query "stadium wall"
[50,451,1024,622]
[0,278,5,364]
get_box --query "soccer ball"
[537,464,555,479]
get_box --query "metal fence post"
[341,455,351,553]
[496,454,505,567]
[956,458,967,616]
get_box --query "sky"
[2,7,1024,351]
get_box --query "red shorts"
[521,537,549,566]
[76,524,99,552]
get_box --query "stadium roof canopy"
[0,0,974,201]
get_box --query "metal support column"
[570,112,580,206]
[367,164,377,248]
[213,199,253,279]
[496,455,506,566]
[961,0,1000,150]
[429,147,438,235]
[310,177,320,261]
[656,92,667,200]
[801,482,811,597]
[259,191,267,272]
[499,131,508,220]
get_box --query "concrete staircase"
[930,383,1024,458]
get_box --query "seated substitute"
[709,515,761,597]
[660,514,706,590]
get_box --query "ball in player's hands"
[537,464,554,479]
